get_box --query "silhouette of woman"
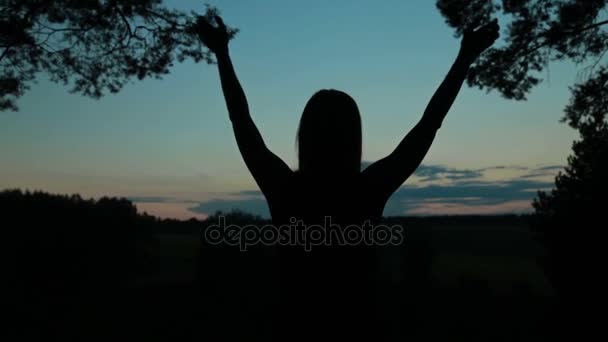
[197,15,499,341]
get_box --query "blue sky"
[0,0,582,219]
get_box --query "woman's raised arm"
[198,16,292,196]
[362,20,500,201]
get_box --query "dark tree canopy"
[532,67,607,246]
[437,0,608,100]
[439,3,607,333]
[530,67,607,337]
[0,0,237,111]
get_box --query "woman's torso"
[265,171,388,340]
[269,171,384,225]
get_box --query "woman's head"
[296,89,362,176]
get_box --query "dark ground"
[3,190,553,341]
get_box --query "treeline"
[1,189,148,339]
[1,189,544,340]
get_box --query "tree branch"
[566,19,608,35]
[0,46,11,62]
[143,9,188,29]
[115,6,133,44]
[512,19,608,63]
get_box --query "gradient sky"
[0,0,583,219]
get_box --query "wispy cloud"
[383,179,554,216]
[535,165,565,171]
[413,164,483,182]
[134,164,564,219]
[402,200,534,216]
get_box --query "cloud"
[186,179,554,219]
[477,165,530,171]
[237,190,265,197]
[143,164,564,219]
[413,164,483,182]
[518,165,565,179]
[409,164,560,183]
[535,165,565,171]
[403,200,534,216]
[383,179,554,216]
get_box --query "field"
[5,202,554,340]
[139,218,551,292]
[123,216,553,341]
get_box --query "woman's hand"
[196,15,230,54]
[460,19,500,61]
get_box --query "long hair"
[296,89,362,176]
